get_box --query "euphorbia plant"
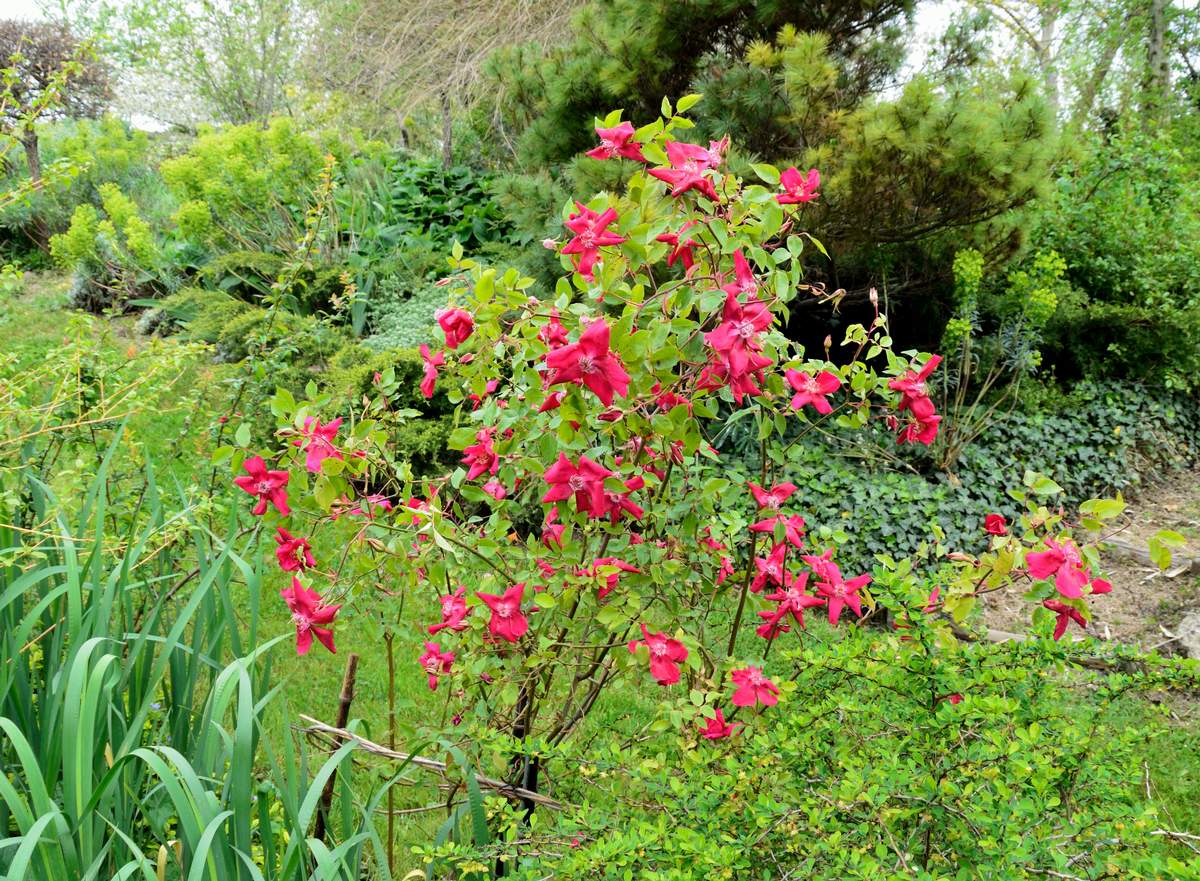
[233,99,1123,795]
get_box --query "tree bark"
[22,125,49,251]
[1039,2,1060,117]
[1144,0,1169,118]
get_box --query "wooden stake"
[314,652,359,843]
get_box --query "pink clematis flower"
[730,666,779,707]
[541,453,614,517]
[764,570,826,629]
[751,542,790,593]
[429,587,470,635]
[649,140,721,201]
[436,307,474,349]
[538,309,570,349]
[545,318,631,406]
[776,167,821,205]
[656,221,699,272]
[419,344,444,399]
[705,268,773,381]
[542,505,566,547]
[234,456,290,516]
[295,416,343,474]
[720,250,760,298]
[698,707,741,740]
[984,514,1008,536]
[561,202,626,280]
[749,481,797,511]
[418,642,455,691]
[589,557,641,599]
[889,355,942,409]
[462,428,499,481]
[1043,599,1087,641]
[750,513,806,549]
[586,121,646,162]
[805,554,871,625]
[477,583,529,643]
[280,577,340,656]
[1025,538,1110,599]
[274,527,315,572]
[482,480,507,500]
[716,555,735,585]
[602,476,645,524]
[628,624,688,686]
[697,350,773,405]
[785,369,841,415]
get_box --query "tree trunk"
[441,91,453,169]
[1072,26,1124,127]
[1144,0,1169,118]
[22,125,48,251]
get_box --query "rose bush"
[227,100,1128,790]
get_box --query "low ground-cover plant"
[215,102,1200,877]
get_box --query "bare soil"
[980,468,1200,653]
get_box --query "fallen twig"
[298,715,564,809]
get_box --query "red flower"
[545,318,631,406]
[720,249,760,298]
[776,167,820,205]
[462,428,499,481]
[649,140,721,201]
[482,480,507,500]
[984,514,1008,536]
[697,351,773,405]
[429,587,470,635]
[541,453,614,517]
[538,308,570,349]
[468,379,500,411]
[586,121,646,162]
[602,476,645,523]
[896,411,942,446]
[477,583,529,643]
[748,481,797,511]
[716,555,735,585]
[542,505,566,547]
[589,557,640,598]
[274,527,315,572]
[1025,538,1109,599]
[698,707,741,740]
[764,571,825,629]
[785,369,841,415]
[1043,599,1087,641]
[628,624,688,685]
[656,221,699,272]
[418,642,455,691]
[234,456,290,516]
[436,307,475,349]
[751,543,789,593]
[805,554,870,625]
[889,355,942,409]
[730,665,779,707]
[750,514,806,549]
[295,416,343,474]
[419,344,444,399]
[561,202,626,280]
[705,258,773,384]
[280,577,339,656]
[344,494,392,519]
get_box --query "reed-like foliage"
[0,442,398,881]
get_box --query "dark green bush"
[742,381,1200,570]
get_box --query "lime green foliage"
[0,116,156,254]
[48,182,178,310]
[145,285,252,340]
[160,117,339,246]
[1005,249,1066,328]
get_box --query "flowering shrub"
[232,101,1128,776]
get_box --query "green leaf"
[234,422,252,448]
